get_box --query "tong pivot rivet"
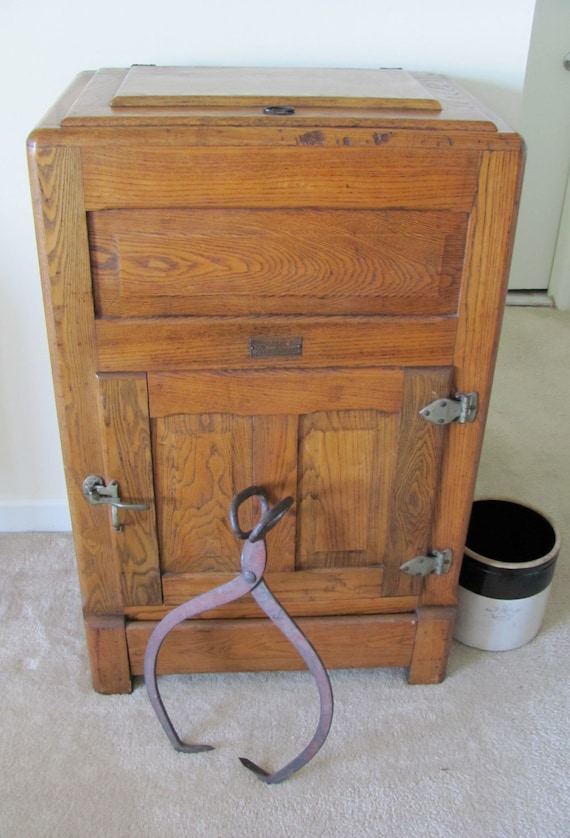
[243,571,257,584]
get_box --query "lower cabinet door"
[104,364,450,612]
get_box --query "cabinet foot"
[84,615,132,694]
[407,606,456,685]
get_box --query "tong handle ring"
[229,486,294,542]
[229,486,270,540]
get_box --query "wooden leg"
[84,615,132,694]
[407,606,456,685]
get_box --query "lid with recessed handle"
[59,65,504,132]
[110,65,442,110]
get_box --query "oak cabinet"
[28,67,524,693]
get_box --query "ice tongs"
[144,486,334,784]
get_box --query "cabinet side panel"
[27,144,122,614]
[426,149,525,606]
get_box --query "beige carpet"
[1,307,569,838]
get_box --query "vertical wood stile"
[252,415,298,572]
[27,144,123,615]
[425,149,525,607]
[97,374,162,606]
[382,368,454,598]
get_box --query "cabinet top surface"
[34,66,516,135]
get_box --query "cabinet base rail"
[84,607,456,694]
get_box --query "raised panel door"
[98,365,453,614]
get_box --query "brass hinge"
[419,392,478,425]
[400,549,453,577]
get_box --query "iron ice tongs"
[144,486,334,784]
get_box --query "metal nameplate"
[249,336,303,359]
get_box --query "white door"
[508,0,570,307]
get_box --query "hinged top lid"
[58,66,505,132]
[110,66,442,111]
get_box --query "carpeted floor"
[1,307,569,838]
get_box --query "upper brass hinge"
[419,392,478,426]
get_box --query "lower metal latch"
[400,548,453,577]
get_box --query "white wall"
[0,0,535,530]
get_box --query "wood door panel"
[152,412,299,576]
[149,368,406,578]
[296,410,398,568]
[88,208,467,317]
[153,413,253,573]
[150,366,445,586]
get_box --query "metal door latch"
[420,392,478,425]
[400,548,453,577]
[82,475,150,531]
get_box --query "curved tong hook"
[144,487,334,784]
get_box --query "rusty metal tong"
[144,486,334,784]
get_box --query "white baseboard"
[506,291,554,307]
[0,500,72,532]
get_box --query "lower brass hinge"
[400,549,453,577]
[419,392,478,425]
